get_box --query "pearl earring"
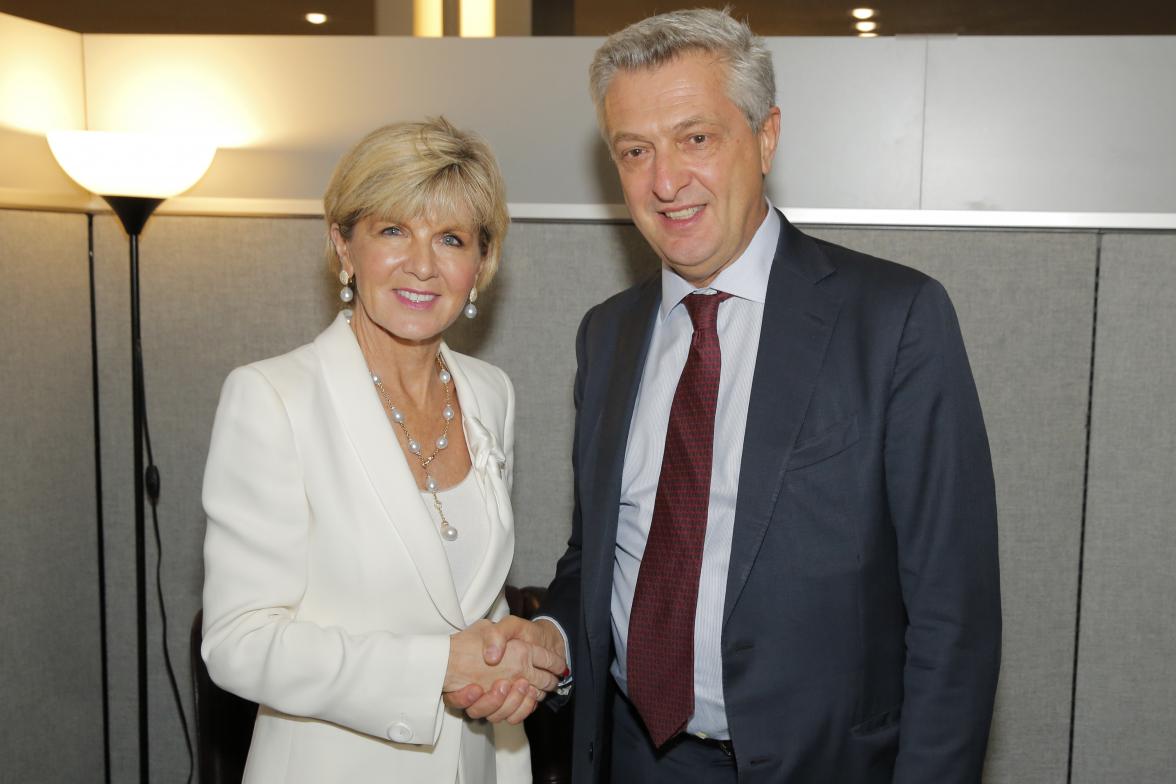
[463,288,478,319]
[339,269,354,303]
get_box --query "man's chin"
[662,256,726,286]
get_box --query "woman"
[201,118,559,783]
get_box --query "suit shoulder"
[238,340,318,395]
[815,238,929,291]
[580,274,658,332]
[595,275,655,312]
[807,236,950,319]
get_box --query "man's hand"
[444,617,567,723]
[443,619,564,724]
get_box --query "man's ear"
[759,106,782,176]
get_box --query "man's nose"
[652,149,689,202]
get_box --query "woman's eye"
[442,234,463,247]
[380,225,402,236]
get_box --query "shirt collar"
[659,199,781,320]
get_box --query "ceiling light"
[855,21,878,32]
[858,32,878,38]
[851,8,876,20]
[460,0,495,37]
[414,0,443,37]
[305,12,327,25]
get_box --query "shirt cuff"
[531,614,573,690]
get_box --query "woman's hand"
[444,617,567,723]
[444,620,563,724]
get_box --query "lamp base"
[103,196,163,236]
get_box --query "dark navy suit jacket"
[542,213,1002,783]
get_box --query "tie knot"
[683,291,731,332]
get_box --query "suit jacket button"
[588,741,594,761]
[387,722,413,743]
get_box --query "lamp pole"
[48,130,215,784]
[105,195,163,783]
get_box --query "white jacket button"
[387,722,413,743]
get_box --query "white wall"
[1,13,1174,223]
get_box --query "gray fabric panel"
[1072,233,1176,784]
[447,221,660,586]
[806,227,1097,783]
[0,209,104,781]
[92,213,336,781]
[91,214,658,778]
[87,213,1100,782]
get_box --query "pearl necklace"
[369,356,460,542]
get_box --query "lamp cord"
[135,338,194,784]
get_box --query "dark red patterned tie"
[627,291,731,748]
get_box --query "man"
[454,8,1001,782]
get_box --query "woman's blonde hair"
[323,117,509,290]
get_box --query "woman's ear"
[475,253,488,289]
[330,223,352,275]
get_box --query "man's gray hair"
[589,7,776,134]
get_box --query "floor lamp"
[48,131,216,784]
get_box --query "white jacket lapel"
[441,344,515,626]
[314,312,465,629]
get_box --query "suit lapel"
[724,217,841,624]
[440,344,515,625]
[583,278,660,644]
[314,312,465,629]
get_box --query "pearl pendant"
[425,475,438,492]
[391,408,404,423]
[371,373,381,385]
[339,286,354,303]
[442,405,454,421]
[439,370,451,385]
[408,439,421,454]
[463,302,478,319]
[441,524,459,542]
[436,435,448,449]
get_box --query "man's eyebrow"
[610,117,715,147]
[671,116,711,134]
[610,131,647,146]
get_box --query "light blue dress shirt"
[609,204,780,739]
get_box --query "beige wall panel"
[0,13,87,209]
[0,209,104,781]
[806,227,1098,783]
[923,38,1176,213]
[1072,233,1176,784]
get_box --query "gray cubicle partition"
[1072,233,1176,784]
[0,210,105,781]
[3,207,1174,781]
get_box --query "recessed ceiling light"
[855,21,878,32]
[858,32,878,38]
[305,12,328,25]
[851,8,876,20]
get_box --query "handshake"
[443,616,567,725]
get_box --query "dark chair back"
[190,610,257,784]
[505,586,575,784]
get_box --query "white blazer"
[201,311,530,784]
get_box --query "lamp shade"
[47,130,216,198]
